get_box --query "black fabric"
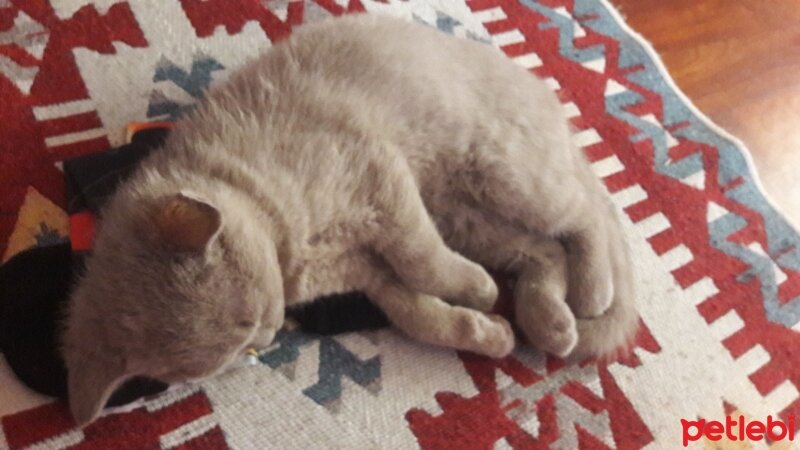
[0,244,72,399]
[0,126,386,407]
[287,292,388,334]
[0,244,171,406]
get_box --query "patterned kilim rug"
[2,0,800,449]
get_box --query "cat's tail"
[570,209,640,361]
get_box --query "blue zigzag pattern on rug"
[556,0,800,328]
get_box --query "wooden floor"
[611,0,800,226]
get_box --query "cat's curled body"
[63,14,638,426]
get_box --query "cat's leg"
[511,240,577,357]
[437,205,637,359]
[364,277,514,357]
[378,232,498,312]
[572,207,639,359]
[498,229,638,359]
[371,154,498,311]
[560,203,615,319]
[461,145,617,319]
[437,209,577,356]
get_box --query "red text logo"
[681,415,796,447]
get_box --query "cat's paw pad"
[514,278,578,357]
[515,307,578,357]
[460,271,499,312]
[535,318,578,358]
[461,312,515,358]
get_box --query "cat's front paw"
[460,271,499,312]
[514,275,578,358]
[460,312,515,358]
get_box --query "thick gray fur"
[62,15,638,426]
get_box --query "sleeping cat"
[62,14,638,426]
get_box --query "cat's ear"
[154,192,222,253]
[66,351,127,427]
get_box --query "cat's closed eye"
[237,320,256,328]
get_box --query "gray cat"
[62,14,638,426]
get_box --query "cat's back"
[275,15,568,168]
[139,14,571,228]
[277,15,527,122]
[165,14,562,166]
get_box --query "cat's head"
[62,191,284,426]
